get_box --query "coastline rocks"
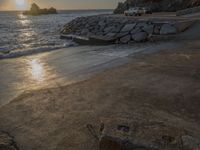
[23,3,57,16]
[160,24,177,35]
[120,35,131,43]
[132,32,148,42]
[153,25,161,35]
[60,15,192,45]
[121,23,136,32]
[142,24,154,34]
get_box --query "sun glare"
[15,0,26,7]
[15,0,25,6]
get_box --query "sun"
[15,0,26,7]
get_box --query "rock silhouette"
[23,3,57,15]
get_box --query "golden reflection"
[28,59,45,82]
[17,13,37,47]
[18,13,31,25]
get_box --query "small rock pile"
[61,15,192,45]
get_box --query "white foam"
[0,42,77,59]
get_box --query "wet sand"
[0,42,179,106]
[0,21,200,149]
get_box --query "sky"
[0,0,125,10]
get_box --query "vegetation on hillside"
[114,0,200,14]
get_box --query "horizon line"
[0,8,113,12]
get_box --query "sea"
[0,10,112,58]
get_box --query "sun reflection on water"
[18,13,30,25]
[28,59,45,82]
[17,13,37,49]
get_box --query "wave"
[0,42,77,59]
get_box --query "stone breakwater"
[176,6,200,16]
[60,15,194,45]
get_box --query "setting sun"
[14,0,29,9]
[15,0,25,6]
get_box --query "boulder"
[153,25,161,35]
[121,23,136,32]
[132,32,148,42]
[174,21,195,33]
[120,35,131,44]
[73,35,116,45]
[181,135,200,150]
[104,26,115,34]
[0,131,18,150]
[116,32,129,38]
[160,24,177,35]
[111,25,123,33]
[81,29,89,35]
[136,22,149,28]
[98,20,106,28]
[131,27,142,34]
[105,33,117,38]
[99,135,133,150]
[142,25,154,34]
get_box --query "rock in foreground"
[0,131,18,150]
[23,3,57,16]
[99,117,200,150]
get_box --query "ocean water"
[0,10,112,58]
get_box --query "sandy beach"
[0,19,200,149]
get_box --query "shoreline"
[0,12,198,60]
[0,15,200,149]
[0,41,181,106]
[0,38,200,149]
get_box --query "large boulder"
[181,135,200,150]
[121,23,136,32]
[98,117,200,150]
[104,26,115,34]
[120,35,131,43]
[132,32,148,42]
[142,25,154,35]
[174,21,195,32]
[160,24,177,35]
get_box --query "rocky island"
[23,3,57,16]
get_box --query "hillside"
[114,0,200,14]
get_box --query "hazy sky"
[0,0,125,10]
